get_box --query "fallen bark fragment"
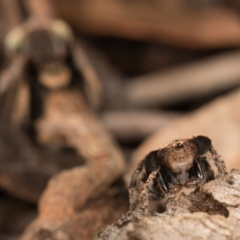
[23,0,56,19]
[0,192,37,238]
[0,0,22,34]
[96,170,240,240]
[0,18,122,203]
[101,110,179,142]
[52,0,240,49]
[115,213,240,240]
[126,51,240,107]
[21,179,128,240]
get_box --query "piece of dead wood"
[1,17,128,238]
[35,89,125,205]
[0,192,37,236]
[0,75,122,203]
[101,110,179,142]
[22,0,102,109]
[77,46,240,110]
[72,41,103,109]
[21,179,128,240]
[74,43,127,109]
[126,50,240,108]
[96,169,240,240]
[0,0,22,34]
[52,0,240,49]
[1,11,128,239]
[126,88,240,185]
[0,19,119,202]
[23,0,56,19]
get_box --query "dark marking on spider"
[129,135,231,211]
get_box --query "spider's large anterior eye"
[175,142,183,149]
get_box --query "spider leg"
[139,170,159,215]
[129,160,145,189]
[214,155,228,175]
[129,160,146,211]
[129,150,160,210]
[214,154,233,184]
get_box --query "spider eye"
[175,142,183,149]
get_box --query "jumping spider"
[129,136,230,211]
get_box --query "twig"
[101,110,179,142]
[52,0,240,48]
[0,0,22,34]
[126,51,240,107]
[23,0,56,19]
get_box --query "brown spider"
[129,136,230,211]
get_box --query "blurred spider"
[129,136,230,211]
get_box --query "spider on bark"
[129,136,231,211]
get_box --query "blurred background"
[1,0,240,239]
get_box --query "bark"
[101,110,179,142]
[52,0,240,49]
[0,0,22,34]
[21,180,128,240]
[126,51,240,107]
[23,0,56,19]
[0,19,120,202]
[96,169,240,240]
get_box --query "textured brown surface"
[127,51,240,107]
[101,110,178,142]
[21,180,128,240]
[52,0,240,49]
[96,169,240,240]
[116,213,240,240]
[0,18,117,203]
[0,76,76,202]
[18,88,127,239]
